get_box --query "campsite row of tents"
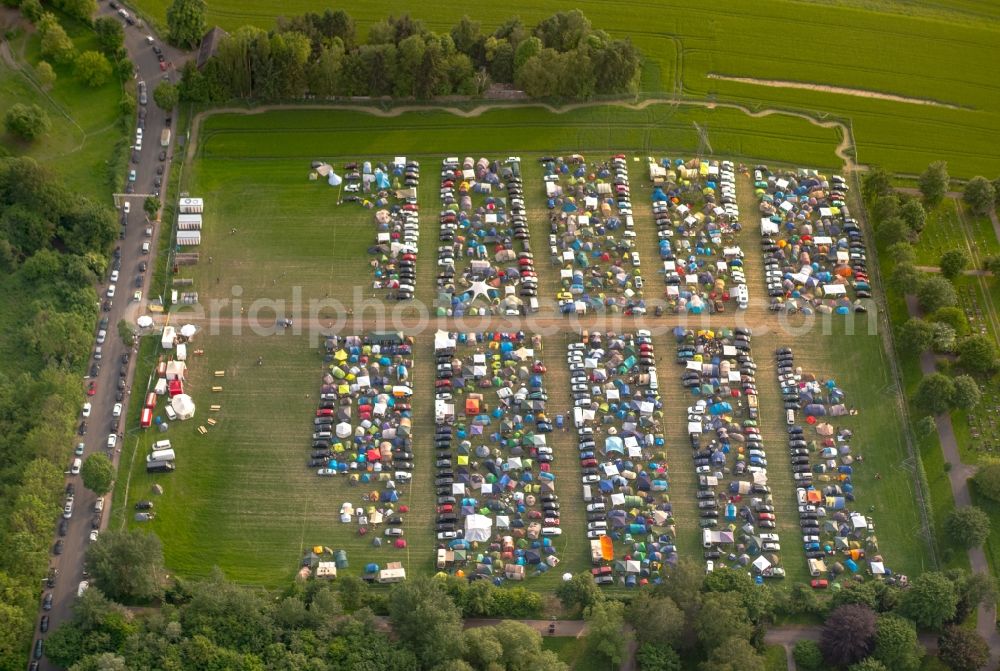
[569,331,676,586]
[649,158,748,314]
[433,331,560,582]
[310,335,416,565]
[435,157,536,317]
[676,328,787,579]
[777,348,896,585]
[543,155,647,316]
[756,166,872,315]
[365,158,421,301]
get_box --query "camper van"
[582,484,593,502]
[147,449,175,463]
[153,440,172,451]
[735,284,749,310]
[786,409,796,425]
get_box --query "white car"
[541,527,562,536]
[317,468,336,476]
[82,402,92,418]
[437,531,457,540]
[586,503,605,512]
[107,284,116,298]
[585,530,605,539]
[75,442,85,456]
[110,270,119,283]
[63,500,74,518]
[123,202,130,215]
[89,529,99,542]
[107,434,117,449]
[705,560,715,574]
[113,403,122,418]
[581,474,600,484]
[71,457,82,475]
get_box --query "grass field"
[112,106,934,590]
[0,16,125,203]
[130,0,1000,178]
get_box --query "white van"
[582,484,593,502]
[153,439,172,451]
[786,409,796,425]
[147,449,175,463]
[164,405,177,421]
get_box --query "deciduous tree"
[916,275,958,313]
[862,166,892,204]
[4,103,50,141]
[585,599,629,668]
[35,61,56,88]
[963,176,996,216]
[946,506,991,548]
[555,571,603,613]
[820,604,877,667]
[919,161,950,205]
[956,334,1000,374]
[626,592,684,648]
[973,463,1000,503]
[939,248,970,279]
[94,17,125,56]
[84,530,165,603]
[913,373,954,415]
[388,577,464,668]
[872,614,923,671]
[701,637,764,671]
[951,375,981,410]
[899,571,958,630]
[793,639,824,671]
[167,0,206,49]
[38,13,76,64]
[153,82,179,111]
[938,625,989,671]
[75,51,113,87]
[81,453,114,495]
[900,199,927,234]
[898,318,934,352]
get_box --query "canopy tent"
[464,514,492,543]
[170,394,195,420]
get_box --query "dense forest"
[0,156,117,668]
[181,9,643,103]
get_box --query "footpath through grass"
[0,17,125,203]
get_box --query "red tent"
[366,449,381,462]
[168,380,183,397]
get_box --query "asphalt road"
[30,4,187,668]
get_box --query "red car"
[758,512,775,521]
[316,408,333,417]
[87,382,97,396]
[580,458,598,468]
[810,579,829,589]
[437,504,453,513]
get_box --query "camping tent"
[464,514,492,542]
[170,394,195,420]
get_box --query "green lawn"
[763,644,788,671]
[111,107,934,590]
[541,636,604,671]
[0,17,126,203]
[133,0,1000,177]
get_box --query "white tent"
[161,326,176,349]
[336,422,352,438]
[170,394,196,420]
[136,315,153,328]
[752,555,772,573]
[180,324,197,338]
[464,514,492,543]
[327,172,342,186]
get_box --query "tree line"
[43,536,998,671]
[179,9,643,103]
[0,157,117,669]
